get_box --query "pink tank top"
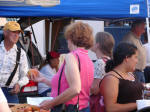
[50,48,94,110]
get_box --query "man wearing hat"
[0,21,29,103]
[122,20,146,83]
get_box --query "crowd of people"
[0,20,150,112]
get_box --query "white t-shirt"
[38,64,56,94]
[0,88,7,103]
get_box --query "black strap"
[75,53,80,72]
[99,74,122,90]
[5,47,21,87]
[112,70,124,79]
[75,53,80,110]
[58,64,65,95]
[99,69,125,88]
[99,70,123,88]
[58,53,80,110]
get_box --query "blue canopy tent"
[0,0,149,51]
[0,0,148,19]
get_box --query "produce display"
[10,104,50,112]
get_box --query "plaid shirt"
[0,41,29,88]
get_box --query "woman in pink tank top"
[29,22,94,112]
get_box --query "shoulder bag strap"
[5,47,21,87]
[75,53,80,111]
[58,63,65,95]
[58,53,80,111]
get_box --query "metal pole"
[146,0,150,43]
[146,18,150,43]
[49,22,52,51]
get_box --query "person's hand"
[11,83,20,94]
[28,69,45,83]
[39,100,53,110]
[30,72,45,83]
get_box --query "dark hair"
[46,52,52,62]
[95,32,115,57]
[39,51,59,70]
[105,42,137,73]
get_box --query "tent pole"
[146,18,150,43]
[146,0,150,43]
[49,21,52,51]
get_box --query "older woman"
[29,22,94,112]
[100,42,144,112]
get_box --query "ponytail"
[105,59,115,73]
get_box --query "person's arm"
[28,68,52,87]
[17,50,29,87]
[100,75,137,112]
[0,89,11,112]
[38,64,56,87]
[0,102,11,112]
[40,53,81,110]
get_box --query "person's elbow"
[105,105,117,112]
[76,86,81,94]
[71,85,81,95]
[105,107,113,112]
[75,85,81,95]
[105,107,114,112]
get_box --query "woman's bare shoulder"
[104,72,119,80]
[65,53,77,62]
[65,53,74,59]
[101,72,120,85]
